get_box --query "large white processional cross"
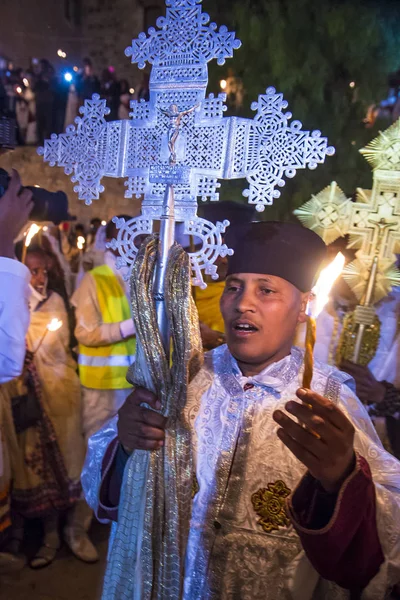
[38,2,336,597]
[39,0,334,292]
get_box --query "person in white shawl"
[83,222,400,599]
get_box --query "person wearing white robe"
[83,222,400,599]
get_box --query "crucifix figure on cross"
[38,0,334,291]
[160,103,199,165]
[294,118,400,363]
[37,1,335,597]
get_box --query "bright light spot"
[73,66,79,72]
[47,318,63,332]
[57,49,64,57]
[77,235,85,250]
[25,224,41,247]
[101,220,107,226]
[23,78,29,87]
[308,252,345,318]
[42,226,48,232]
[34,184,40,188]
[129,87,135,95]
[16,86,22,94]
[64,72,73,83]
[349,81,355,88]
[220,79,227,90]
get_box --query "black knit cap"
[225,221,327,292]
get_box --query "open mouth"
[232,321,259,336]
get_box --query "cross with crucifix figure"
[39,0,334,293]
[37,2,336,597]
[294,119,400,362]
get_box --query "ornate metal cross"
[38,0,334,290]
[294,120,400,304]
[294,119,400,362]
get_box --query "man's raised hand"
[0,170,33,258]
[273,388,355,493]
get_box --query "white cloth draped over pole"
[38,1,334,596]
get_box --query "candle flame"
[307,252,345,318]
[77,236,85,250]
[47,318,63,332]
[24,224,41,247]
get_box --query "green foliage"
[204,0,400,220]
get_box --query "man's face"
[220,273,308,373]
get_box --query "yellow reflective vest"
[195,280,225,333]
[78,264,135,390]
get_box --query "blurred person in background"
[76,58,100,105]
[34,59,55,145]
[118,80,132,120]
[71,216,136,442]
[101,67,120,122]
[0,247,97,569]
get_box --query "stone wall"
[0,146,142,226]
[81,0,164,86]
[0,0,83,69]
[1,0,164,86]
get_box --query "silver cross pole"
[38,0,334,357]
[38,3,335,596]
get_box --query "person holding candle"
[0,247,98,568]
[82,220,400,599]
[295,248,400,458]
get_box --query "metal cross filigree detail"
[242,88,335,209]
[360,119,400,171]
[293,181,352,245]
[38,95,111,205]
[294,122,400,304]
[38,0,334,287]
[125,0,240,70]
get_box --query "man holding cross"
[84,221,400,599]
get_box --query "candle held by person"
[21,223,41,263]
[77,235,85,251]
[34,318,63,354]
[302,252,345,388]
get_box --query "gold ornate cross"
[294,119,400,363]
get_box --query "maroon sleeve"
[287,454,384,592]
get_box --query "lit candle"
[77,236,85,251]
[34,318,63,354]
[21,223,41,264]
[302,252,345,388]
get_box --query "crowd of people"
[0,185,140,571]
[0,176,400,599]
[0,57,150,146]
[0,160,399,600]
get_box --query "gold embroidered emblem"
[251,480,291,533]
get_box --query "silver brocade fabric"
[100,237,202,600]
[182,346,400,599]
[83,345,400,600]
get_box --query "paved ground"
[2,522,399,600]
[0,521,109,600]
